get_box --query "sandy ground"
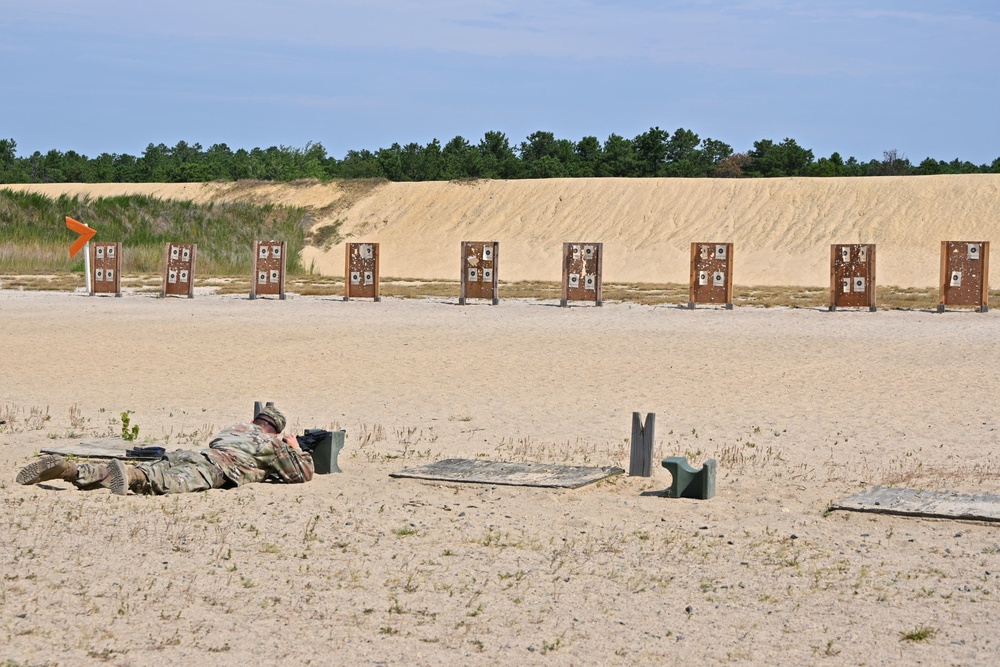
[12,175,1000,288]
[1,288,999,665]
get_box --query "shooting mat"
[390,458,624,489]
[40,438,161,460]
[831,486,1000,523]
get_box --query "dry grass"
[209,277,254,295]
[878,459,1000,490]
[0,274,85,291]
[381,279,460,299]
[735,285,829,308]
[0,404,52,432]
[495,280,564,300]
[1,271,995,310]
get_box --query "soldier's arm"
[270,436,315,484]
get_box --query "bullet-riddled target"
[689,242,733,309]
[162,242,197,298]
[345,242,380,301]
[830,244,876,311]
[939,241,989,312]
[460,241,500,305]
[251,240,286,300]
[90,241,122,297]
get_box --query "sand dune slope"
[13,175,1000,287]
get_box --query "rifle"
[295,429,332,453]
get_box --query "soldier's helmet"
[255,405,286,433]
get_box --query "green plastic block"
[308,429,345,474]
[662,456,717,500]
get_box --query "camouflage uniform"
[73,462,118,488]
[129,422,313,495]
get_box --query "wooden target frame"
[90,241,122,297]
[688,242,733,309]
[161,242,197,298]
[344,242,380,301]
[560,242,603,306]
[459,241,499,305]
[250,240,286,300]
[830,244,876,311]
[938,241,989,312]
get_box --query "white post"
[83,224,91,294]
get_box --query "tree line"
[2,130,998,184]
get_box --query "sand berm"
[14,174,1000,287]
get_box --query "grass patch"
[0,188,311,274]
[899,626,936,642]
[306,219,344,250]
[3,271,991,311]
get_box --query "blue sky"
[2,0,999,164]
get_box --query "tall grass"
[0,189,312,274]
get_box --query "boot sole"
[108,459,129,496]
[16,455,65,485]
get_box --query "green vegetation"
[120,411,139,442]
[0,189,311,274]
[899,626,936,642]
[1,132,997,185]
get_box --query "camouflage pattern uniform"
[73,462,116,488]
[130,422,313,495]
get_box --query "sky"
[2,0,999,164]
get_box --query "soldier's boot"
[129,468,151,494]
[94,465,112,488]
[73,464,112,490]
[16,455,79,486]
[108,460,150,496]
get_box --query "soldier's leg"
[108,459,145,496]
[19,455,133,491]
[120,452,225,495]
[17,455,78,485]
[72,462,112,489]
[15,455,111,489]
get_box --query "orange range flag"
[66,216,97,257]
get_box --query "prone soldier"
[16,406,313,495]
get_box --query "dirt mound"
[13,175,1000,287]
